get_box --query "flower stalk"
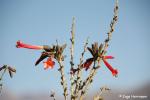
[79,0,119,99]
[70,17,76,100]
[73,38,89,99]
[58,60,68,100]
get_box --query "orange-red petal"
[43,58,55,70]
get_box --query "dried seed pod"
[8,67,16,73]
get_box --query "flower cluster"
[16,40,66,70]
[82,42,118,77]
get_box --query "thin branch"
[0,68,7,81]
[58,60,68,100]
[79,62,97,100]
[0,68,7,94]
[73,37,89,99]
[70,17,76,100]
[0,84,2,94]
[70,17,75,69]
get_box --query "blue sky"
[0,0,150,95]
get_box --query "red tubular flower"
[82,58,94,71]
[43,57,55,70]
[16,40,43,50]
[102,58,118,77]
